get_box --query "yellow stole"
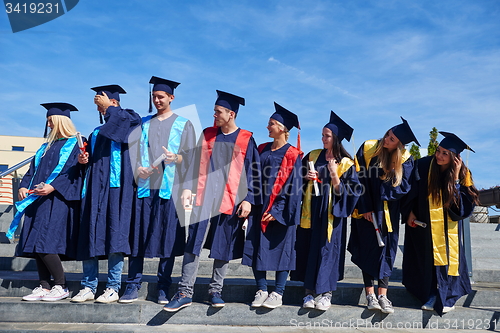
[428,158,473,277]
[300,149,354,242]
[352,140,411,233]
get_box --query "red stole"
[196,127,253,215]
[258,142,301,232]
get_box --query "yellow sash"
[352,140,411,233]
[300,150,354,242]
[428,158,473,276]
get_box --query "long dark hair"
[330,132,352,162]
[429,150,480,209]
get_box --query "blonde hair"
[45,115,77,151]
[275,120,290,141]
[373,130,404,187]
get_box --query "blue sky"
[1,0,499,191]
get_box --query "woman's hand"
[181,189,193,209]
[18,187,29,200]
[363,211,373,222]
[306,170,319,181]
[34,184,54,196]
[453,155,462,182]
[78,151,89,164]
[407,211,417,228]
[237,200,252,218]
[261,212,276,222]
[328,158,338,178]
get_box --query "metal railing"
[0,156,33,178]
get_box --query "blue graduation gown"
[347,141,414,280]
[291,150,361,294]
[129,114,196,258]
[77,106,141,260]
[16,138,83,259]
[184,128,262,262]
[402,156,473,315]
[242,143,302,271]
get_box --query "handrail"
[0,156,33,178]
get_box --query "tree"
[409,143,421,160]
[428,127,439,156]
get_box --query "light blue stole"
[81,127,121,198]
[137,115,188,199]
[7,137,78,240]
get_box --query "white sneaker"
[71,287,95,303]
[95,288,119,303]
[22,285,49,301]
[262,291,283,309]
[251,290,268,307]
[443,305,455,313]
[302,294,315,309]
[315,295,331,311]
[366,293,382,310]
[42,285,69,301]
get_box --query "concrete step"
[0,297,499,330]
[1,270,500,309]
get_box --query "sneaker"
[262,291,282,309]
[22,285,49,301]
[443,305,455,313]
[118,284,139,304]
[41,285,69,301]
[71,287,95,303]
[378,295,394,314]
[163,291,192,312]
[209,291,225,308]
[251,290,268,307]
[421,295,436,311]
[95,288,119,303]
[158,289,169,305]
[315,294,331,311]
[366,293,381,310]
[302,294,315,309]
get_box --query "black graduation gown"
[77,106,141,260]
[402,156,473,315]
[129,114,196,258]
[291,150,361,294]
[184,127,262,262]
[348,141,414,280]
[16,138,83,259]
[242,142,302,271]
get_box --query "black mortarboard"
[271,102,300,130]
[323,111,354,142]
[90,84,126,101]
[40,102,78,137]
[439,131,474,154]
[391,117,420,146]
[215,90,245,113]
[148,76,180,113]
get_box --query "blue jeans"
[126,256,175,291]
[253,268,289,295]
[81,252,124,293]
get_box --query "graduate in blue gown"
[12,103,82,302]
[73,85,141,304]
[242,103,302,309]
[402,132,478,316]
[347,117,418,314]
[119,76,196,304]
[291,111,361,311]
[164,90,262,312]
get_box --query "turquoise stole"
[7,137,78,239]
[137,115,188,199]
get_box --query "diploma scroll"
[413,220,427,228]
[308,161,320,196]
[76,132,86,153]
[371,212,385,247]
[146,153,167,172]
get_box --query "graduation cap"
[90,84,126,101]
[439,131,474,154]
[215,90,245,113]
[323,111,354,142]
[40,102,78,137]
[148,76,180,113]
[91,84,126,124]
[271,102,300,130]
[391,117,420,146]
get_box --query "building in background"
[0,135,44,205]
